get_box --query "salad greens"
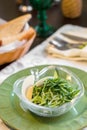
[31,77,80,107]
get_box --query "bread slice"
[0,14,32,38]
[0,27,36,46]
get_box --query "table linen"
[0,24,87,129]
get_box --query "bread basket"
[0,15,36,65]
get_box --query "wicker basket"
[0,27,36,65]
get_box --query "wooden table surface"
[0,0,87,70]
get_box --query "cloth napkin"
[46,26,87,61]
[46,43,87,61]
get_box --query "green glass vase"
[29,0,54,37]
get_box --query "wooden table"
[0,0,87,70]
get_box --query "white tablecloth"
[0,24,87,130]
[0,24,87,84]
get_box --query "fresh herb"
[79,42,87,49]
[31,78,80,107]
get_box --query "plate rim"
[0,65,87,130]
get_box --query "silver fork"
[49,37,87,50]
